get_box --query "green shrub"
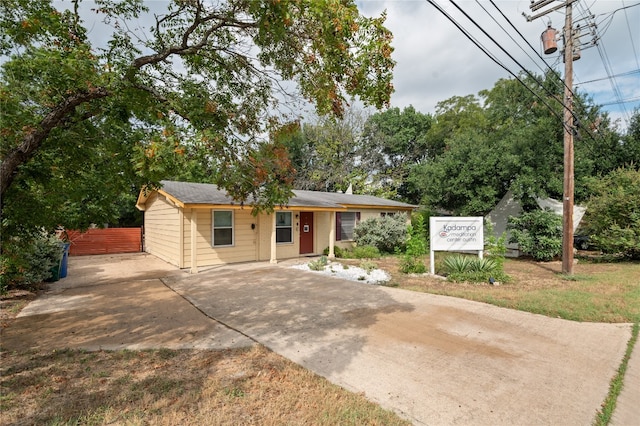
[350,245,380,259]
[359,260,377,273]
[484,219,507,269]
[441,255,475,274]
[1,232,63,292]
[582,167,640,259]
[399,214,428,274]
[308,256,328,271]
[323,245,380,259]
[322,246,346,258]
[441,254,508,283]
[399,256,427,274]
[353,214,407,253]
[507,208,562,261]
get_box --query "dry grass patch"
[365,255,640,323]
[0,345,409,425]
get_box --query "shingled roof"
[137,180,416,210]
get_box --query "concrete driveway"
[165,260,632,426]
[3,253,635,425]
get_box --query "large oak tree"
[0,0,394,236]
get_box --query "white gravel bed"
[290,261,390,285]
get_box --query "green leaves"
[1,0,395,245]
[507,208,562,261]
[582,167,640,259]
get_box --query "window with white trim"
[212,210,234,247]
[275,211,293,243]
[336,211,360,241]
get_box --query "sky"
[357,0,640,131]
[61,0,640,131]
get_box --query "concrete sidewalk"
[165,260,633,426]
[611,327,640,426]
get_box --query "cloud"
[359,0,640,128]
[56,0,639,128]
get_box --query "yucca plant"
[442,255,474,274]
[442,255,508,284]
[468,257,498,272]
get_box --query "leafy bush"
[1,232,64,292]
[484,219,507,270]
[507,208,562,261]
[350,245,381,259]
[441,254,508,283]
[353,214,407,253]
[322,246,346,258]
[399,214,428,274]
[323,245,380,259]
[359,260,377,273]
[399,255,427,274]
[308,256,328,271]
[582,167,640,259]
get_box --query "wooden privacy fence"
[66,227,143,256]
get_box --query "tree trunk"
[0,87,110,197]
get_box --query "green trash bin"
[47,265,60,282]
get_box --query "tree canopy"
[408,71,639,215]
[0,0,395,237]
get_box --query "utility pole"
[525,0,576,274]
[561,1,575,275]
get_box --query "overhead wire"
[487,0,601,141]
[577,0,632,122]
[451,0,599,139]
[490,0,615,156]
[621,0,640,71]
[490,0,598,153]
[423,0,569,133]
[429,0,613,161]
[575,68,640,86]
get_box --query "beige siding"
[183,208,258,268]
[143,193,180,266]
[315,211,332,254]
[257,213,271,261]
[257,211,301,261]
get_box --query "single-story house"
[136,180,416,272]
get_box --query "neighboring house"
[485,190,587,257]
[136,180,416,272]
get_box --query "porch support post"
[270,212,278,264]
[190,210,198,274]
[328,211,336,259]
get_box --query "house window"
[336,212,360,241]
[276,211,293,243]
[212,210,234,247]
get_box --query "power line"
[621,0,640,71]
[575,68,640,86]
[423,0,568,132]
[432,1,609,163]
[477,0,549,77]
[598,95,640,107]
[577,1,631,122]
[449,1,585,133]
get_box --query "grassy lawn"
[371,255,640,323]
[2,255,638,425]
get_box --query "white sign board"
[430,216,484,251]
[429,216,484,274]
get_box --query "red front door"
[299,212,314,254]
